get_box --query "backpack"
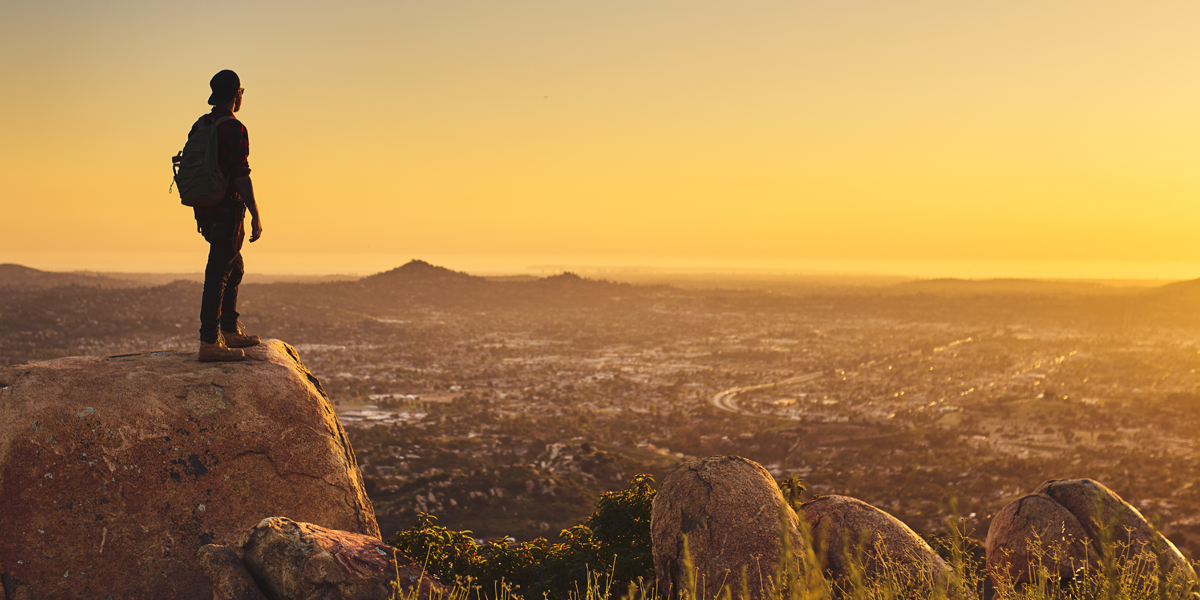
[171,115,234,207]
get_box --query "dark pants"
[198,218,245,344]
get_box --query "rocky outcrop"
[239,517,441,600]
[801,495,954,588]
[986,479,1195,586]
[0,340,378,600]
[651,456,804,599]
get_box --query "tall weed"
[389,481,1197,600]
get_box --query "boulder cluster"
[651,456,1195,597]
[652,456,956,597]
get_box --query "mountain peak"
[0,264,128,289]
[366,260,475,283]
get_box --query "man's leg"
[219,253,243,331]
[218,220,245,333]
[217,220,260,348]
[198,220,241,345]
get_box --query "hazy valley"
[5,261,1200,555]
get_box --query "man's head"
[208,69,243,112]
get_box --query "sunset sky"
[2,1,1198,278]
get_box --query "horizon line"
[3,255,1193,285]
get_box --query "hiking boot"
[199,340,246,362]
[220,324,260,348]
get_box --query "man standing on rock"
[192,69,263,362]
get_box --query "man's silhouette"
[194,69,263,362]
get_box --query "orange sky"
[2,1,1198,278]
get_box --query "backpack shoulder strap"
[195,114,235,128]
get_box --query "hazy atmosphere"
[3,1,1200,277]
[6,3,1200,599]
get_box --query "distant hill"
[362,260,477,285]
[0,264,136,289]
[888,278,1130,296]
[527,271,641,300]
[1149,277,1200,297]
[272,260,647,312]
[0,260,652,318]
[1129,277,1200,321]
[352,260,498,307]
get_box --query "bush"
[388,473,657,599]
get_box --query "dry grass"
[391,507,1198,600]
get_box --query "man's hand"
[235,176,263,243]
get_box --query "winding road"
[710,371,824,417]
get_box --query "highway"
[709,371,824,417]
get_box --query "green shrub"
[388,473,657,598]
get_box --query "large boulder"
[651,456,804,599]
[1035,479,1194,578]
[801,495,954,589]
[986,479,1195,587]
[0,340,378,600]
[239,517,441,600]
[985,492,1097,586]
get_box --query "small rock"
[240,517,442,600]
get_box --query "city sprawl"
[4,262,1200,554]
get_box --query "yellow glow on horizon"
[2,1,1199,277]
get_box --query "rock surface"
[651,455,804,599]
[986,479,1195,586]
[240,517,441,600]
[984,492,1097,585]
[1034,479,1194,578]
[801,495,953,587]
[196,544,268,600]
[0,340,378,600]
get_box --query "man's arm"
[235,176,263,242]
